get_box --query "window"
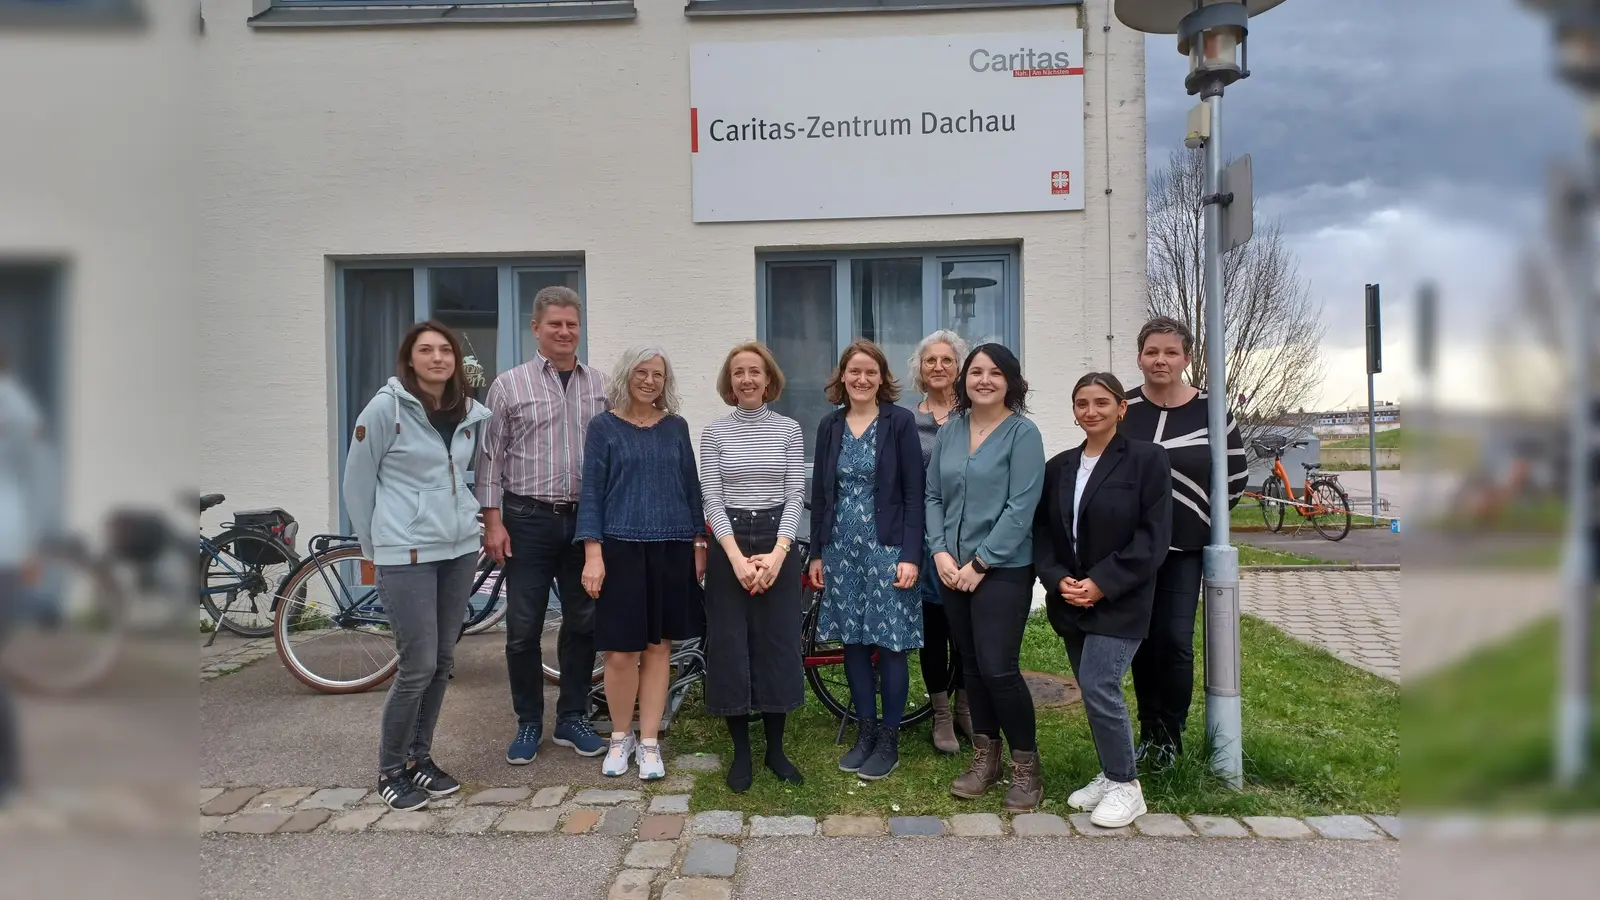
[249,0,635,28]
[336,258,585,504]
[758,246,1019,454]
[683,0,1079,18]
[0,0,143,27]
[0,262,65,536]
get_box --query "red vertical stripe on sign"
[690,108,699,153]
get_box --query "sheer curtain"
[851,258,922,405]
[767,263,836,462]
[343,269,413,440]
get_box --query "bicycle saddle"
[200,493,226,513]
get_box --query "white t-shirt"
[1073,452,1101,550]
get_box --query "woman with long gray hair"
[908,330,972,754]
[575,346,707,782]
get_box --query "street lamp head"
[1522,0,1600,92]
[1115,1,1292,95]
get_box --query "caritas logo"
[1051,171,1072,195]
[969,47,1084,77]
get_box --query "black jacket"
[1034,433,1173,640]
[810,404,925,565]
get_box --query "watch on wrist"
[970,557,990,575]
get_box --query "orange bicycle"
[1244,434,1353,541]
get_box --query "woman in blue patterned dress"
[807,340,924,781]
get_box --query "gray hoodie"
[342,377,492,567]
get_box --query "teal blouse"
[925,412,1047,570]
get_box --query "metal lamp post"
[1115,0,1291,789]
[1523,0,1600,788]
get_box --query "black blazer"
[809,403,925,565]
[1034,433,1173,640]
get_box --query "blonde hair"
[606,345,681,415]
[716,342,786,406]
[908,330,970,395]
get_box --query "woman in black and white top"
[1119,316,1247,764]
[699,342,807,794]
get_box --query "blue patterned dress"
[818,421,924,652]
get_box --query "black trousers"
[942,566,1036,752]
[501,494,596,727]
[703,508,804,716]
[1130,549,1203,751]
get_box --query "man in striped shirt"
[1118,316,1248,765]
[477,286,610,764]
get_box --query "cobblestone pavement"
[200,634,276,681]
[1241,570,1400,681]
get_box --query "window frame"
[682,0,1078,18]
[249,0,636,28]
[332,256,585,527]
[754,244,1022,376]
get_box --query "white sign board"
[690,31,1087,223]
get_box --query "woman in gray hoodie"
[343,321,491,812]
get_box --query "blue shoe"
[553,717,606,757]
[507,723,541,765]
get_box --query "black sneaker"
[408,757,461,797]
[857,725,900,781]
[838,719,878,773]
[378,770,430,811]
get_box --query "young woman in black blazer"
[1034,372,1172,829]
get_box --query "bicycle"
[1242,434,1353,541]
[0,531,124,696]
[271,534,563,694]
[197,493,300,640]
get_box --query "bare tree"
[1146,148,1326,444]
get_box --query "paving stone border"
[184,783,1416,846]
[200,637,277,681]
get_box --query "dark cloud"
[1144,0,1579,201]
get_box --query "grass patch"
[670,614,1397,817]
[1404,615,1600,812]
[1323,429,1403,450]
[1235,544,1334,567]
[1230,498,1385,531]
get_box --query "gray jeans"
[1063,628,1143,783]
[376,553,476,776]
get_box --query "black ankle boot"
[857,724,900,781]
[838,719,877,773]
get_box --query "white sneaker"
[1089,780,1147,829]
[636,741,666,781]
[602,733,637,777]
[1068,772,1114,812]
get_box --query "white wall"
[0,6,196,532]
[199,0,1147,532]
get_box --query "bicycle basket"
[229,508,297,565]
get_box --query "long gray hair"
[908,330,970,395]
[606,345,681,415]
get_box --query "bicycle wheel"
[274,545,399,694]
[801,593,938,730]
[1307,479,1353,541]
[1259,480,1286,532]
[461,552,504,636]
[201,529,294,637]
[539,582,605,686]
[0,541,125,696]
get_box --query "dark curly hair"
[954,343,1029,414]
[824,340,900,406]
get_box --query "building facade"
[194,0,1148,532]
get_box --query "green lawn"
[1230,498,1384,531]
[1323,429,1403,450]
[1404,615,1600,812]
[1235,544,1334,567]
[669,613,1398,818]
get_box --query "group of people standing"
[342,285,1244,829]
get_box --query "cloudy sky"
[1142,0,1579,411]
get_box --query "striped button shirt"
[698,404,806,542]
[474,352,608,509]
[1120,385,1248,551]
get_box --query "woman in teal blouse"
[926,343,1046,812]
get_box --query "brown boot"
[949,734,1005,799]
[952,690,975,744]
[1003,750,1043,812]
[929,692,959,755]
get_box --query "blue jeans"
[1063,628,1143,783]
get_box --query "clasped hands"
[1057,576,1104,607]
